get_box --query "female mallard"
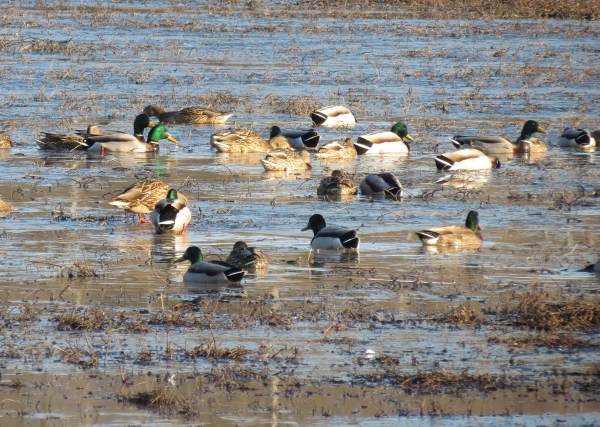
[212,126,290,153]
[226,241,269,270]
[317,170,357,197]
[301,214,360,250]
[86,122,177,153]
[450,120,548,154]
[175,246,246,282]
[280,128,321,149]
[0,131,12,148]
[0,199,15,210]
[435,148,501,171]
[36,125,103,151]
[151,189,192,235]
[109,179,177,223]
[314,138,357,160]
[558,128,596,148]
[310,106,356,127]
[355,122,414,155]
[143,105,232,125]
[416,210,482,246]
[359,173,403,198]
[261,149,313,171]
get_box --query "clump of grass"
[119,387,197,416]
[486,290,600,331]
[56,307,106,330]
[433,305,482,327]
[188,341,251,360]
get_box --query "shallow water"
[1,1,600,426]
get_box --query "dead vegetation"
[488,333,598,348]
[118,387,198,416]
[188,341,251,360]
[56,306,106,330]
[486,290,600,331]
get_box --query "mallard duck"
[261,149,313,171]
[37,115,157,151]
[435,148,501,171]
[86,122,177,153]
[558,128,596,148]
[450,120,548,154]
[36,125,104,151]
[317,170,357,197]
[226,241,269,270]
[314,138,357,160]
[280,128,321,149]
[143,105,232,125]
[213,126,290,153]
[310,106,356,127]
[416,210,482,246]
[0,199,15,210]
[175,246,246,282]
[301,214,360,250]
[359,173,403,198]
[109,179,178,223]
[0,131,12,148]
[151,189,192,235]
[582,259,600,273]
[355,122,414,155]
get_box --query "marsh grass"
[486,290,600,331]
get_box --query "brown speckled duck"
[143,105,232,125]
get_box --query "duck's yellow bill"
[537,126,548,134]
[167,135,178,144]
[174,255,185,263]
[405,133,414,141]
[148,121,157,128]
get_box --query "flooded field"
[1,1,599,425]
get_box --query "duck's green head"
[301,213,327,235]
[133,113,156,136]
[465,210,481,231]
[391,122,414,141]
[167,188,178,200]
[147,124,178,144]
[270,126,282,138]
[520,120,547,140]
[175,246,203,264]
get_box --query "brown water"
[1,1,599,425]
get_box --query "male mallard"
[435,148,501,171]
[317,170,357,197]
[36,125,103,151]
[143,105,232,125]
[280,128,321,149]
[310,106,356,127]
[261,149,313,171]
[175,246,246,282]
[151,189,192,235]
[450,120,548,154]
[226,241,269,270]
[416,210,482,246]
[0,199,15,210]
[301,214,360,250]
[86,122,177,153]
[37,115,156,151]
[558,128,596,148]
[314,138,357,160]
[355,122,414,155]
[582,259,600,273]
[0,131,12,148]
[359,173,403,198]
[109,179,178,223]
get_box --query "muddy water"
[1,1,600,426]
